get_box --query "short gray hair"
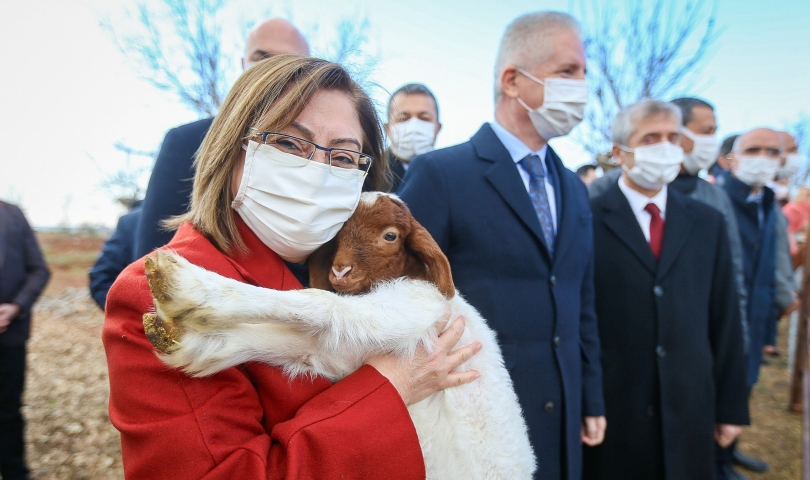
[612,99,682,146]
[493,11,581,101]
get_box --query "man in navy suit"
[0,201,50,480]
[399,12,604,480]
[89,200,142,310]
[135,18,310,257]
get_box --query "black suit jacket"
[0,201,50,346]
[398,123,604,480]
[135,118,214,257]
[584,183,748,480]
[362,149,407,193]
[89,205,142,310]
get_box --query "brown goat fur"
[308,193,456,298]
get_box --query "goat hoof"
[143,313,184,354]
[144,252,177,305]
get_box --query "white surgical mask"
[389,117,437,161]
[767,181,791,201]
[735,155,780,188]
[231,141,364,258]
[680,128,717,175]
[620,142,684,191]
[516,68,588,140]
[778,153,804,179]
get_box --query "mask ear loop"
[515,68,546,114]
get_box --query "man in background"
[378,83,441,192]
[709,134,739,181]
[0,200,50,480]
[576,164,598,186]
[89,200,142,310]
[585,98,747,480]
[399,12,605,480]
[716,128,786,478]
[135,18,309,257]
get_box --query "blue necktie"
[520,154,556,254]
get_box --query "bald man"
[715,128,785,478]
[135,19,309,257]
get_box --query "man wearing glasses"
[715,128,784,480]
[135,18,309,258]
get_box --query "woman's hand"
[365,315,482,405]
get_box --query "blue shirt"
[490,121,558,231]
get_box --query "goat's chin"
[329,280,369,295]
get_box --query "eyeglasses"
[254,132,373,174]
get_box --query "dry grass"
[739,317,803,480]
[25,289,123,479]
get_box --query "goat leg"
[143,251,454,376]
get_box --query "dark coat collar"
[470,123,578,265]
[598,181,696,278]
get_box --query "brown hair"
[167,55,388,253]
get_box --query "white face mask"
[778,153,804,179]
[389,117,437,161]
[516,68,588,140]
[231,141,364,258]
[767,181,791,201]
[735,155,780,188]
[680,128,717,175]
[620,142,684,191]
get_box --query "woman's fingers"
[446,341,482,371]
[436,315,466,350]
[444,369,480,388]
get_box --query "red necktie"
[644,203,664,260]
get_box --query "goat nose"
[331,266,352,280]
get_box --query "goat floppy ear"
[306,237,337,291]
[404,217,455,298]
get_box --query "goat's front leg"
[144,251,452,365]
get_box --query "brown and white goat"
[142,192,536,480]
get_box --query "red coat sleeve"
[103,261,426,480]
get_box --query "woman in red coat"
[103,56,481,479]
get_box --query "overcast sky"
[1,0,809,227]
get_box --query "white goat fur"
[147,196,536,479]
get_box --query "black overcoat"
[583,183,749,480]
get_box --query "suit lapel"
[0,203,9,271]
[472,125,550,259]
[547,148,576,265]
[600,184,657,274]
[656,190,695,280]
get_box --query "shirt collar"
[617,175,668,219]
[746,189,764,204]
[490,121,548,165]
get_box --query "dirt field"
[20,231,803,479]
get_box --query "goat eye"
[384,232,397,241]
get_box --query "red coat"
[103,220,426,479]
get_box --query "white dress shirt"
[489,121,558,231]
[617,176,668,242]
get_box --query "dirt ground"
[20,231,803,479]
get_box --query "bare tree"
[573,0,722,155]
[95,142,157,208]
[104,1,380,118]
[320,17,378,89]
[100,1,380,209]
[103,0,229,117]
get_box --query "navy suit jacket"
[398,124,604,480]
[89,205,142,310]
[0,201,50,346]
[135,118,214,257]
